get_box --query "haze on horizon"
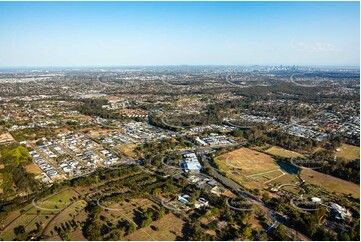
[0,1,359,67]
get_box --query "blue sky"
[0,1,359,67]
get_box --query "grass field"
[265,146,304,158]
[335,144,360,161]
[215,147,297,190]
[0,214,38,240]
[122,213,185,241]
[43,200,87,237]
[301,169,360,198]
[34,188,79,210]
[99,198,159,227]
[117,143,137,158]
[216,147,277,176]
[24,163,42,175]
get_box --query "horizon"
[0,1,360,67]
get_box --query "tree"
[338,232,351,241]
[152,188,162,195]
[84,221,102,240]
[158,206,166,219]
[273,224,289,241]
[14,225,25,235]
[231,130,243,137]
[242,225,253,240]
[14,225,28,240]
[262,192,270,203]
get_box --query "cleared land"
[215,147,297,190]
[301,169,360,198]
[265,146,304,158]
[216,147,277,175]
[122,213,185,241]
[24,163,42,175]
[335,144,360,161]
[117,143,137,158]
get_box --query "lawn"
[301,169,360,198]
[34,188,79,210]
[335,144,360,161]
[265,146,304,158]
[122,213,185,241]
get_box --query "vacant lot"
[265,146,304,158]
[215,148,297,189]
[335,144,360,161]
[117,143,137,158]
[25,163,42,175]
[215,147,298,189]
[301,169,360,198]
[122,213,185,241]
[216,147,277,176]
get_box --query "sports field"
[301,169,360,198]
[265,146,304,158]
[335,144,360,161]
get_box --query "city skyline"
[0,1,359,67]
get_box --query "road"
[289,73,315,87]
[201,154,311,241]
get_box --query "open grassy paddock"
[42,200,87,237]
[24,163,42,175]
[301,168,360,198]
[215,147,299,190]
[98,198,159,227]
[265,146,304,158]
[117,143,137,158]
[34,188,79,210]
[335,144,360,161]
[122,213,186,241]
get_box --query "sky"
[0,1,359,67]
